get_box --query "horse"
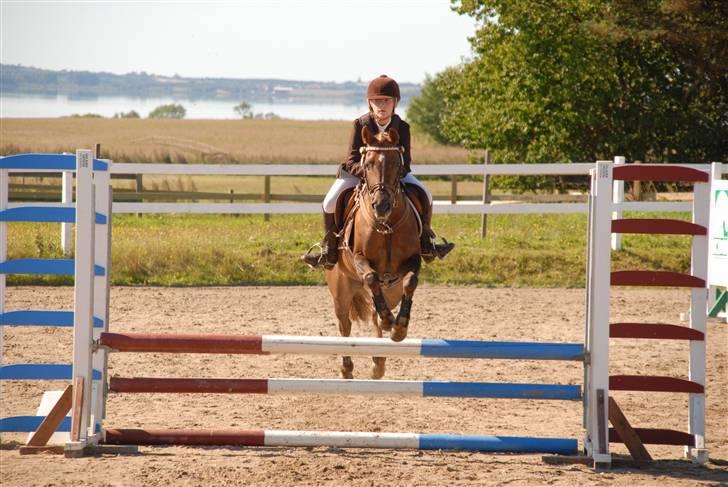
[325,125,422,379]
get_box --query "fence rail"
[108,162,599,176]
[9,160,724,214]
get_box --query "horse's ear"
[386,128,400,145]
[361,125,372,145]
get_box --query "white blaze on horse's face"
[359,126,403,224]
[364,148,400,222]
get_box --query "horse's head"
[359,125,404,222]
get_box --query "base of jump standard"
[104,429,579,455]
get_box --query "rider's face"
[369,97,396,123]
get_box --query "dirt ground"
[1,286,727,486]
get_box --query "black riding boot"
[420,202,455,263]
[302,212,340,269]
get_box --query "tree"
[406,72,456,145]
[411,0,727,184]
[233,101,253,119]
[588,0,728,93]
[114,110,140,119]
[148,103,186,119]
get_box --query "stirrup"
[301,241,326,269]
[302,241,337,270]
[420,239,437,263]
[433,237,454,259]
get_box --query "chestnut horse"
[326,126,422,379]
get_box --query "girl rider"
[303,74,454,269]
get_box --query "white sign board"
[708,179,728,286]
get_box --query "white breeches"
[322,172,432,213]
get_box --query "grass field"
[2,117,572,206]
[0,118,473,164]
[6,213,693,287]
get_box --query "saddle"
[334,183,425,251]
[334,187,357,230]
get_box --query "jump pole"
[98,333,584,361]
[109,377,582,400]
[104,429,579,455]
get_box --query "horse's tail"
[349,291,373,324]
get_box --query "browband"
[359,146,405,154]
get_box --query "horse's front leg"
[392,255,421,342]
[371,320,386,380]
[353,253,395,332]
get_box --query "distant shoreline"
[1,64,421,104]
[0,92,410,120]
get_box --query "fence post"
[229,189,238,218]
[480,150,491,239]
[585,161,615,467]
[450,175,457,204]
[69,149,95,448]
[685,159,711,462]
[0,163,7,362]
[263,175,271,222]
[611,156,625,251]
[135,174,143,218]
[708,161,727,323]
[91,155,111,430]
[633,160,642,200]
[61,170,74,255]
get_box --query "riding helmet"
[367,75,400,101]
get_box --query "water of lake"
[0,93,410,121]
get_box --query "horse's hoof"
[379,311,395,331]
[390,326,408,342]
[341,357,354,379]
[371,365,385,379]
[372,358,386,379]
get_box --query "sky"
[0,1,476,83]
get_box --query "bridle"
[359,145,417,235]
[359,144,404,208]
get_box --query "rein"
[358,145,406,235]
[356,185,413,235]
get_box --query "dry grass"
[0,118,473,164]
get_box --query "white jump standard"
[1,151,112,453]
[584,161,718,466]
